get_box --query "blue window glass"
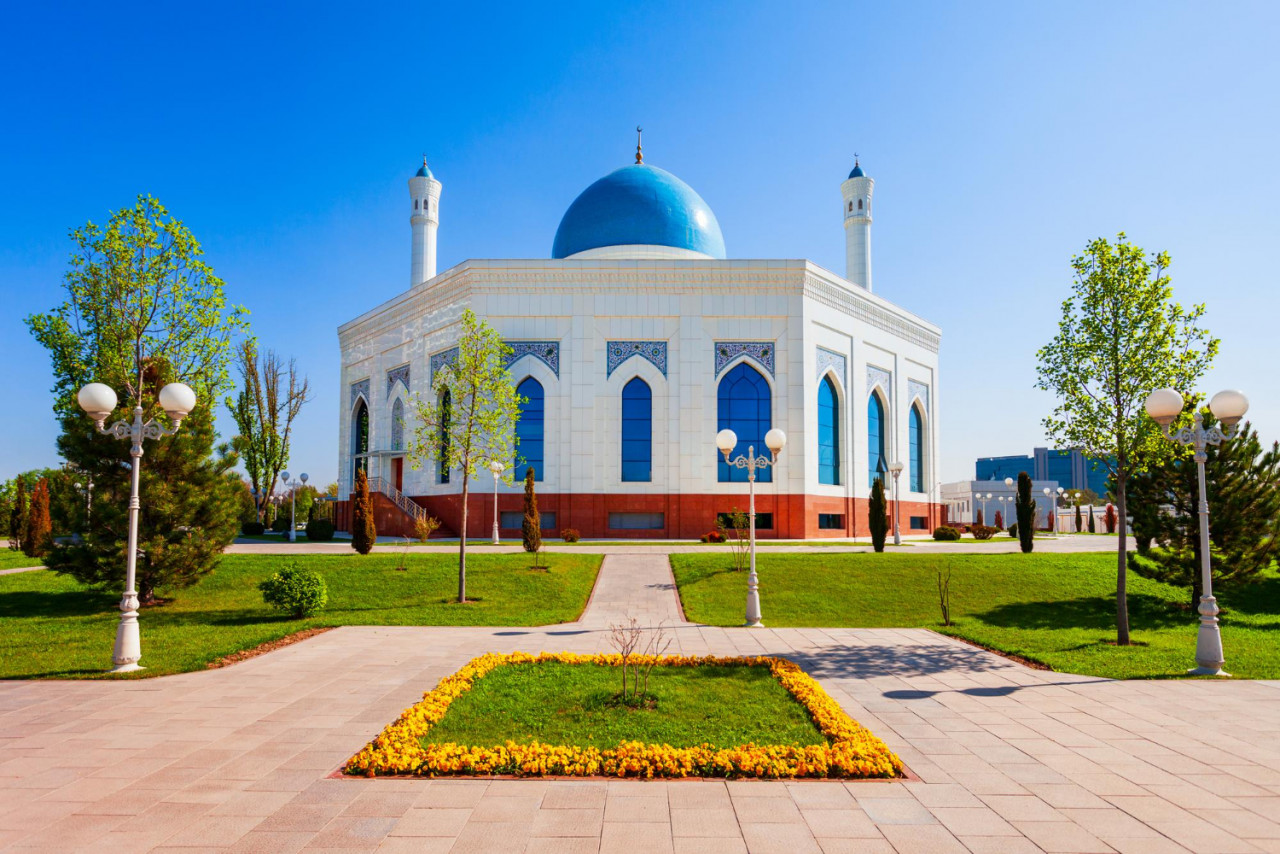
[909,405,924,493]
[516,378,544,482]
[717,363,772,483]
[868,393,886,488]
[621,377,652,482]
[818,376,840,485]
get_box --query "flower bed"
[344,651,903,779]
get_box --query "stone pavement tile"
[531,807,604,836]
[1072,773,1150,797]
[1104,796,1195,824]
[727,780,791,798]
[149,847,226,854]
[163,813,266,847]
[739,821,821,854]
[373,838,454,853]
[5,812,125,849]
[304,815,398,849]
[670,781,731,809]
[1025,783,1111,809]
[1061,807,1162,838]
[1192,808,1280,839]
[600,821,674,854]
[784,783,854,810]
[1147,783,1238,810]
[671,807,740,837]
[978,795,1067,822]
[957,837,1048,854]
[341,791,418,817]
[387,807,471,836]
[813,839,895,854]
[527,837,602,854]
[901,782,982,807]
[468,794,542,823]
[878,824,969,854]
[413,780,490,808]
[733,796,803,824]
[856,796,936,825]
[543,781,608,809]
[1229,796,1280,819]
[208,789,298,816]
[1184,774,1274,797]
[486,779,550,797]
[35,772,132,802]
[1012,820,1115,853]
[609,780,670,798]
[929,806,1021,837]
[606,794,670,822]
[245,768,324,793]
[948,771,1029,795]
[1149,817,1262,853]
[1104,839,1194,854]
[254,802,347,832]
[70,784,168,815]
[800,807,881,838]
[674,837,747,854]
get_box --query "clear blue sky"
[2,1,1277,486]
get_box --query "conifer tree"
[351,468,376,555]
[23,478,53,558]
[522,467,542,560]
[8,477,27,551]
[1088,509,1097,533]
[1015,471,1036,553]
[1104,504,1117,534]
[1075,504,1083,533]
[869,477,888,553]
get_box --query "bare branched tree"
[608,616,671,702]
[228,340,311,521]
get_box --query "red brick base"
[335,492,943,540]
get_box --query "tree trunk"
[1114,473,1131,646]
[458,470,469,603]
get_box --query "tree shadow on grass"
[973,594,1187,632]
[1219,575,1280,616]
[0,589,116,619]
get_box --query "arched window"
[391,398,405,451]
[717,363,772,483]
[621,377,652,482]
[516,377,544,482]
[352,398,369,481]
[867,392,886,488]
[414,199,419,210]
[858,199,863,210]
[848,201,853,212]
[818,375,840,485]
[909,405,925,493]
[437,390,451,484]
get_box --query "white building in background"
[336,140,943,539]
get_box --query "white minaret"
[841,157,874,291]
[409,157,442,285]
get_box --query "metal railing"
[368,477,429,523]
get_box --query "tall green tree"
[522,467,542,563]
[7,477,28,550]
[26,195,248,602]
[409,309,522,602]
[1130,415,1280,606]
[351,468,376,555]
[1015,471,1036,553]
[1036,233,1217,645]
[22,478,52,558]
[868,477,888,553]
[227,340,310,522]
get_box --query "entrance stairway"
[367,476,455,538]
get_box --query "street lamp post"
[489,460,505,545]
[279,472,309,542]
[978,492,992,526]
[1145,387,1250,677]
[76,381,196,673]
[1042,487,1053,531]
[716,427,786,627]
[888,461,904,545]
[74,478,94,527]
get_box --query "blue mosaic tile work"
[429,347,459,381]
[506,341,560,377]
[386,364,410,397]
[866,365,892,401]
[908,379,930,412]
[816,347,847,383]
[714,341,775,378]
[607,341,668,378]
[350,378,370,409]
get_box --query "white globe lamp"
[158,382,197,421]
[1144,388,1184,427]
[1209,389,1249,428]
[77,383,118,423]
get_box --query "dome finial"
[635,126,643,164]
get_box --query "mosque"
[336,136,942,539]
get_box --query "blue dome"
[415,162,433,178]
[552,164,726,259]
[848,161,865,179]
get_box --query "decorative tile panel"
[816,347,847,383]
[866,366,892,400]
[714,341,775,377]
[390,398,405,451]
[505,341,560,377]
[349,378,370,408]
[908,379,930,412]
[607,341,668,378]
[429,347,459,381]
[386,364,410,397]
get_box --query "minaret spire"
[635,126,643,164]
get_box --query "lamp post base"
[492,523,500,546]
[110,662,145,674]
[1187,664,1230,677]
[1191,595,1228,677]
[111,599,143,674]
[744,619,764,628]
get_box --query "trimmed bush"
[560,528,580,543]
[970,524,997,541]
[270,514,291,533]
[869,477,888,553]
[932,526,960,541]
[242,521,265,536]
[701,530,726,544]
[352,469,376,555]
[305,519,335,542]
[259,564,328,618]
[1007,522,1018,538]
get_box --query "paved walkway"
[0,566,43,576]
[3,555,1279,853]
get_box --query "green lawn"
[0,553,601,679]
[670,552,1280,680]
[424,661,824,750]
[0,552,45,570]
